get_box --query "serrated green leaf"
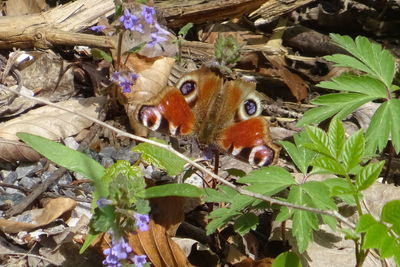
[305,126,331,155]
[287,186,318,253]
[206,210,238,235]
[145,184,202,198]
[272,251,301,267]
[366,101,391,154]
[355,214,378,233]
[323,178,355,205]
[203,188,231,202]
[233,213,258,235]
[17,133,106,197]
[302,181,337,210]
[317,74,387,98]
[380,235,397,258]
[237,166,295,184]
[311,156,346,176]
[329,34,395,88]
[133,138,186,175]
[342,130,364,172]
[388,99,400,153]
[324,54,371,74]
[80,233,98,254]
[91,48,112,62]
[381,200,400,225]
[276,206,291,222]
[327,118,345,158]
[280,132,316,174]
[362,223,388,250]
[297,105,339,126]
[341,228,360,240]
[355,161,384,191]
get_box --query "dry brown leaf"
[0,96,107,141]
[123,57,175,136]
[151,196,186,236]
[233,257,274,267]
[0,197,76,234]
[128,220,193,267]
[0,138,40,162]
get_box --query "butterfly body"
[135,67,280,167]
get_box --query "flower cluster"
[111,71,138,93]
[103,234,149,267]
[119,8,144,33]
[134,213,150,232]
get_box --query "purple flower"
[111,71,138,93]
[97,198,113,208]
[119,9,144,33]
[141,6,156,24]
[134,213,150,232]
[90,25,106,32]
[146,23,169,48]
[103,237,133,267]
[131,255,148,267]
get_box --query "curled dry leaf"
[0,197,76,234]
[0,137,41,162]
[0,96,107,141]
[127,220,193,267]
[123,56,175,136]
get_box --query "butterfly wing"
[136,67,222,137]
[215,80,280,167]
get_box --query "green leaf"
[127,42,146,53]
[388,99,400,153]
[207,208,240,234]
[302,181,337,210]
[327,117,345,159]
[305,126,331,156]
[145,184,202,198]
[317,74,387,97]
[342,130,364,172]
[80,233,98,254]
[366,101,391,154]
[91,48,112,62]
[233,213,258,235]
[280,132,316,174]
[237,166,295,185]
[133,138,186,175]
[287,186,318,253]
[225,168,247,177]
[17,133,106,196]
[355,161,384,191]
[272,251,301,267]
[329,34,395,88]
[381,200,400,225]
[355,214,378,233]
[297,105,339,126]
[323,178,355,205]
[362,223,388,250]
[276,206,291,222]
[311,156,346,176]
[178,22,193,38]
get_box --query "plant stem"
[116,31,124,71]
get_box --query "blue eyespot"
[180,81,196,95]
[244,99,257,115]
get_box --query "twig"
[4,166,67,218]
[2,85,356,229]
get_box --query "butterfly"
[132,66,280,167]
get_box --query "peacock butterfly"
[133,66,280,167]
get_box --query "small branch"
[2,85,356,229]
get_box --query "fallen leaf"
[0,197,76,234]
[0,138,41,162]
[0,96,107,141]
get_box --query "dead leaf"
[128,220,194,267]
[0,85,38,118]
[123,57,175,136]
[0,197,76,234]
[0,137,41,162]
[233,257,274,267]
[0,96,107,141]
[151,196,186,236]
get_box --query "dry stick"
[2,85,356,229]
